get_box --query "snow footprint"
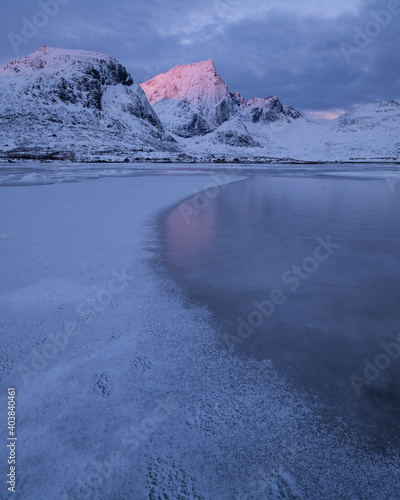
[130,355,152,372]
[93,372,113,397]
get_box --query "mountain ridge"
[0,47,398,163]
[0,46,179,161]
[140,58,302,141]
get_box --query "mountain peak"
[0,46,127,77]
[0,46,134,88]
[0,47,168,159]
[334,99,400,133]
[188,58,215,71]
[140,59,228,107]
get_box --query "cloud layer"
[1,0,399,119]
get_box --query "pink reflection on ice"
[164,196,218,269]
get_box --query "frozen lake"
[0,162,399,499]
[163,172,400,438]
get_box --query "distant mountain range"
[0,47,399,163]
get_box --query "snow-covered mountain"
[333,100,400,133]
[327,100,400,159]
[140,59,301,144]
[0,47,398,163]
[235,93,302,124]
[140,59,236,131]
[151,98,211,138]
[0,47,178,161]
[261,100,400,161]
[140,59,399,161]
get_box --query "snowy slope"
[140,59,399,161]
[0,47,398,162]
[171,100,400,161]
[205,118,260,147]
[140,59,236,131]
[0,47,178,161]
[235,93,302,124]
[266,100,400,161]
[140,59,302,148]
[152,98,211,137]
[334,100,400,132]
[327,100,400,158]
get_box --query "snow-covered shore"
[0,166,399,499]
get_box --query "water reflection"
[163,175,400,434]
[165,196,219,269]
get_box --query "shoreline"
[1,157,399,165]
[155,172,400,441]
[1,161,399,189]
[0,151,400,165]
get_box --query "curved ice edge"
[145,178,400,499]
[137,267,400,499]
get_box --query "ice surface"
[163,174,400,433]
[0,164,399,499]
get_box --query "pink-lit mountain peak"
[177,58,216,72]
[140,58,230,107]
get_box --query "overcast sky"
[1,0,400,121]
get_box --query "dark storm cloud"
[1,0,399,118]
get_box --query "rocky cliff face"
[0,47,398,162]
[152,99,211,138]
[235,93,302,124]
[0,47,177,161]
[140,59,302,146]
[140,58,399,160]
[140,59,235,130]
